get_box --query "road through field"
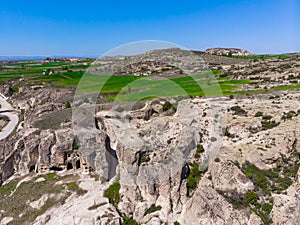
[0,94,19,140]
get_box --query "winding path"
[0,94,19,140]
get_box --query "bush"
[262,203,273,214]
[186,163,206,196]
[223,127,234,138]
[174,222,181,225]
[162,101,176,112]
[140,155,150,164]
[244,191,259,205]
[123,216,138,225]
[255,111,263,117]
[285,110,297,120]
[230,106,247,116]
[194,144,204,158]
[72,139,80,150]
[261,120,279,130]
[262,115,272,120]
[144,204,162,216]
[65,101,71,108]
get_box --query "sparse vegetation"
[0,173,83,225]
[194,144,204,158]
[72,139,80,150]
[123,216,139,225]
[255,111,263,117]
[140,155,151,164]
[230,105,247,116]
[186,162,207,196]
[261,119,280,130]
[223,126,234,138]
[144,204,162,216]
[66,182,87,196]
[65,101,71,108]
[104,175,121,208]
[162,101,176,112]
[218,151,299,225]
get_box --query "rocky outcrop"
[179,176,262,225]
[114,60,184,77]
[271,169,300,224]
[205,48,252,56]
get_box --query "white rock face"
[32,176,121,225]
[105,92,299,224]
[0,217,13,225]
[210,160,254,194]
[29,194,49,209]
[271,169,300,225]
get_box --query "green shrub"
[140,155,150,164]
[144,204,162,216]
[262,115,272,120]
[65,101,71,108]
[245,172,253,179]
[223,127,234,138]
[162,101,176,112]
[230,106,247,116]
[174,221,181,225]
[255,111,263,117]
[285,110,297,119]
[123,216,139,225]
[186,163,206,196]
[262,203,273,214]
[244,191,259,205]
[194,144,204,158]
[261,120,279,130]
[72,139,80,150]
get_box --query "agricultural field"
[1,56,300,103]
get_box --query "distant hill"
[0,56,96,61]
[0,56,45,61]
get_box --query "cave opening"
[67,162,73,170]
[29,165,36,172]
[76,160,81,169]
[50,166,63,171]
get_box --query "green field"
[0,59,92,84]
[1,59,300,102]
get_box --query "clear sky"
[0,0,299,56]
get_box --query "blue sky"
[0,0,299,56]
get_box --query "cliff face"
[0,86,300,224]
